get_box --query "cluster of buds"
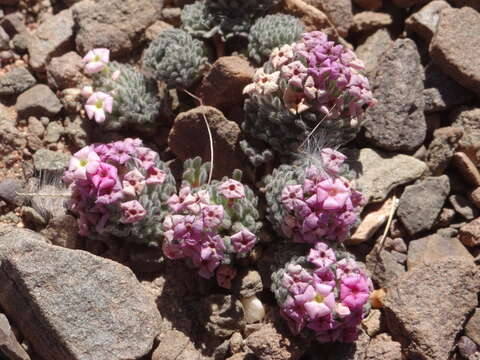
[81,48,120,124]
[63,138,169,238]
[267,148,364,245]
[271,244,372,343]
[243,31,375,122]
[162,158,261,287]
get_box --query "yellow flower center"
[95,99,104,109]
[79,159,88,167]
[314,294,325,303]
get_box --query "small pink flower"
[340,275,370,311]
[281,185,304,211]
[308,243,336,268]
[90,162,119,191]
[111,69,121,81]
[218,179,245,199]
[271,44,294,69]
[320,148,346,174]
[216,264,237,289]
[135,146,157,170]
[122,169,145,197]
[82,48,110,74]
[81,86,94,98]
[317,178,350,210]
[146,167,166,185]
[336,303,351,318]
[66,145,100,181]
[85,92,113,123]
[231,229,257,253]
[120,200,146,224]
[162,239,184,259]
[106,140,134,164]
[167,186,197,213]
[202,205,224,228]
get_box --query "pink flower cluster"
[280,149,363,244]
[63,138,167,237]
[162,179,257,286]
[280,243,372,343]
[244,31,375,120]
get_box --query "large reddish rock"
[430,7,480,97]
[460,218,480,247]
[384,258,480,360]
[304,0,353,37]
[405,0,451,42]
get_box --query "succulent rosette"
[242,31,376,165]
[265,148,364,245]
[63,138,176,244]
[162,157,262,287]
[271,245,373,343]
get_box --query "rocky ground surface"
[0,0,479,359]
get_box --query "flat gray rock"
[0,67,36,97]
[16,84,62,118]
[0,228,161,360]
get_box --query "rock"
[405,1,451,42]
[32,149,70,173]
[355,28,393,77]
[363,38,426,152]
[0,13,26,37]
[351,12,392,34]
[0,114,27,156]
[46,52,86,90]
[460,218,480,247]
[366,248,406,288]
[28,10,74,72]
[27,117,45,138]
[0,26,9,51]
[40,214,77,248]
[21,206,47,227]
[384,258,480,360]
[44,122,64,144]
[352,148,427,204]
[449,194,478,220]
[430,7,480,97]
[152,330,202,360]
[0,67,36,97]
[200,295,245,341]
[449,0,480,10]
[469,188,480,209]
[424,65,475,114]
[304,0,353,37]
[0,228,161,360]
[282,0,335,34]
[407,233,473,270]
[0,313,31,360]
[451,107,480,164]
[73,0,163,57]
[397,176,450,236]
[145,20,173,42]
[16,84,62,118]
[452,152,480,187]
[0,0,18,6]
[362,309,382,337]
[245,323,305,360]
[348,197,393,245]
[384,237,407,254]
[64,115,90,150]
[229,332,244,354]
[457,336,478,359]
[393,0,429,7]
[326,328,370,360]
[0,179,24,207]
[466,309,480,346]
[12,33,30,54]
[365,334,402,360]
[235,270,263,298]
[198,56,254,111]
[169,106,244,179]
[352,0,382,10]
[425,126,463,175]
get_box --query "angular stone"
[304,0,353,37]
[0,26,10,51]
[452,152,480,187]
[28,10,74,72]
[465,309,480,346]
[145,20,173,42]
[449,194,478,220]
[366,248,406,288]
[0,228,161,360]
[469,188,480,209]
[44,122,64,144]
[352,12,392,34]
[397,176,450,236]
[198,56,254,111]
[27,117,45,138]
[457,336,479,359]
[384,258,480,360]
[451,107,480,164]
[352,0,382,10]
[407,233,473,270]
[283,0,335,35]
[32,149,70,173]
[405,0,451,42]
[0,67,36,97]
[0,313,31,360]
[363,38,426,152]
[0,113,27,157]
[425,126,463,175]
[430,7,480,97]
[16,84,62,118]
[245,323,305,360]
[362,309,382,337]
[152,330,202,360]
[460,218,480,247]
[352,148,427,204]
[0,13,26,37]
[73,0,163,57]
[46,52,86,90]
[365,334,402,360]
[169,106,244,179]
[0,179,24,207]
[355,28,393,77]
[234,270,263,298]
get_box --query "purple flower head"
[85,92,113,123]
[218,179,245,200]
[308,242,336,268]
[106,140,135,164]
[82,48,110,74]
[231,229,257,254]
[120,200,146,224]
